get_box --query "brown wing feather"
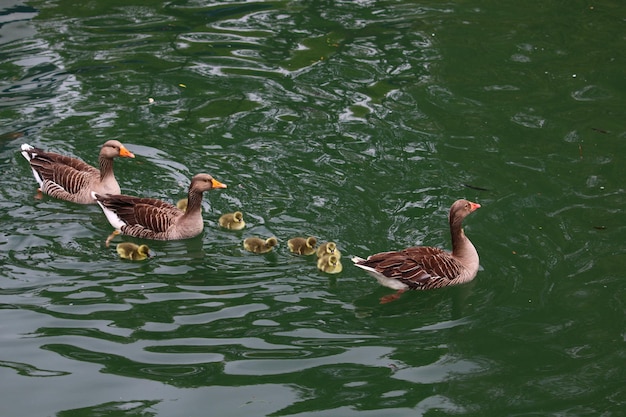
[98,195,181,233]
[29,152,98,194]
[360,247,463,290]
[39,151,96,172]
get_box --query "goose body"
[317,254,342,274]
[244,236,278,254]
[317,241,341,258]
[352,199,481,303]
[116,242,151,260]
[20,140,135,204]
[219,211,245,230]
[93,173,226,245]
[288,236,317,255]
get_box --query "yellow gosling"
[316,241,341,258]
[176,198,188,212]
[287,236,317,255]
[219,211,245,230]
[116,242,151,261]
[317,254,342,274]
[244,236,278,254]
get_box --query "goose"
[244,236,278,254]
[93,173,227,246]
[219,211,245,230]
[317,241,341,258]
[352,199,480,303]
[116,242,151,261]
[20,140,135,204]
[287,236,317,255]
[317,254,342,274]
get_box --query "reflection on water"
[1,0,625,416]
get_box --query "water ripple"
[2,1,625,416]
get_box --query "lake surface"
[1,1,625,416]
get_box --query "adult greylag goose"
[244,236,278,254]
[317,241,341,258]
[288,236,317,255]
[116,242,151,261]
[352,199,481,303]
[317,254,343,274]
[219,211,245,230]
[93,173,227,246]
[20,140,135,204]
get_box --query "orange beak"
[469,201,481,211]
[119,145,135,158]
[211,178,227,189]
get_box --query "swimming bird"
[287,236,317,255]
[317,254,342,274]
[244,236,278,254]
[176,198,188,212]
[20,140,135,204]
[352,199,481,303]
[116,242,151,261]
[93,173,227,246]
[219,211,245,230]
[317,241,341,258]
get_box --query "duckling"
[116,242,151,261]
[219,211,245,230]
[317,254,343,274]
[244,236,278,254]
[316,241,341,258]
[176,198,188,212]
[287,236,317,255]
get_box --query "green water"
[1,0,625,416]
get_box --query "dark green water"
[1,0,625,416]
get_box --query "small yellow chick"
[317,254,343,274]
[287,236,317,255]
[316,241,341,258]
[219,211,246,230]
[244,236,278,254]
[116,242,151,261]
[176,198,188,212]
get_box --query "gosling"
[316,241,341,258]
[176,198,188,212]
[317,254,342,274]
[287,236,317,255]
[116,242,151,261]
[244,236,278,254]
[219,211,246,230]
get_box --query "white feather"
[20,143,45,187]
[92,191,125,230]
[20,143,35,159]
[352,256,409,290]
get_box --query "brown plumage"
[93,173,227,245]
[244,236,278,254]
[288,236,317,255]
[352,199,481,303]
[20,140,135,204]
